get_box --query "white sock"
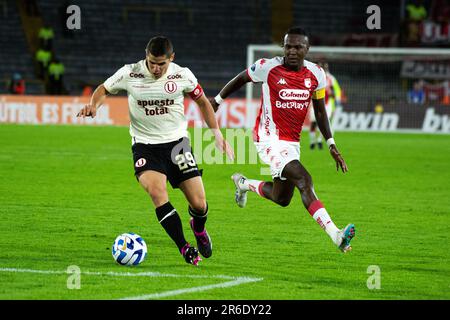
[308,200,340,245]
[317,135,322,143]
[243,178,266,198]
[309,130,316,144]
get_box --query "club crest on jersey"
[164,81,177,94]
[304,78,311,88]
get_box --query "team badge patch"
[135,158,147,168]
[304,78,311,88]
[164,81,177,93]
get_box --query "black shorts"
[131,137,201,188]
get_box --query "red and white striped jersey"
[247,57,326,142]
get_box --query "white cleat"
[231,173,248,208]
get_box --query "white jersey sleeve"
[183,67,204,100]
[304,60,327,100]
[183,68,198,93]
[315,66,326,91]
[247,58,271,83]
[104,65,130,94]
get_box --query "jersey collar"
[142,59,174,80]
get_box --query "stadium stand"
[0,0,42,94]
[34,0,272,95]
[0,0,447,105]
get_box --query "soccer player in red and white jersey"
[78,36,234,265]
[210,27,355,252]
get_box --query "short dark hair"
[285,27,308,38]
[145,36,173,57]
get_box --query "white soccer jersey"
[104,60,203,144]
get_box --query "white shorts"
[308,103,333,122]
[254,139,300,180]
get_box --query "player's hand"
[212,129,234,160]
[77,104,97,118]
[208,97,220,112]
[329,145,348,173]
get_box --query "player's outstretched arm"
[312,97,348,173]
[209,70,252,112]
[195,94,234,160]
[77,84,109,118]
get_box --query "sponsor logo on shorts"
[135,158,146,167]
[280,148,288,157]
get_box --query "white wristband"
[326,138,336,148]
[214,94,224,105]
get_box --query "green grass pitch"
[0,124,449,300]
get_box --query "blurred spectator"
[47,58,65,95]
[374,100,384,113]
[406,0,428,21]
[405,0,428,45]
[430,0,450,23]
[408,80,426,104]
[35,48,52,79]
[38,24,54,50]
[423,80,446,103]
[82,85,93,96]
[7,73,26,95]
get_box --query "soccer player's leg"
[133,142,196,265]
[167,137,204,264]
[231,173,295,208]
[282,160,356,252]
[231,141,296,207]
[308,108,318,150]
[137,170,193,258]
[179,176,212,259]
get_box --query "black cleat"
[310,143,315,150]
[190,218,212,258]
[318,142,323,150]
[180,243,202,266]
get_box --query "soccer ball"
[112,233,147,266]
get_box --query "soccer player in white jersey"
[78,36,234,265]
[308,61,342,150]
[210,27,355,253]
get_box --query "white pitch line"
[119,277,263,300]
[0,268,249,280]
[0,267,263,300]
